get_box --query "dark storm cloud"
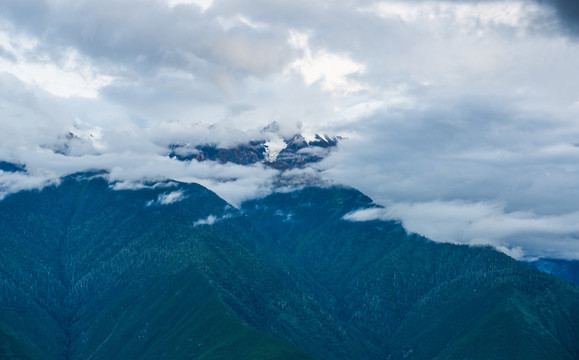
[539,0,579,35]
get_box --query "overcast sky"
[1,0,579,260]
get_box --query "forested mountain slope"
[242,188,579,360]
[0,174,577,359]
[0,174,315,360]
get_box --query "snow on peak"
[264,138,287,162]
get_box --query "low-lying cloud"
[343,201,579,260]
[193,213,233,227]
[146,190,187,206]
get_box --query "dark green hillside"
[242,187,579,360]
[0,174,316,360]
[0,176,577,359]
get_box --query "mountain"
[168,134,338,170]
[0,174,314,360]
[0,161,26,173]
[241,188,579,359]
[0,174,578,359]
[526,258,579,286]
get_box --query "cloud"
[538,0,579,35]
[0,0,579,261]
[0,73,75,150]
[342,207,388,222]
[193,212,233,226]
[344,201,579,260]
[0,0,295,76]
[0,24,112,98]
[166,0,214,11]
[360,1,549,31]
[0,171,59,201]
[287,30,366,95]
[146,190,187,206]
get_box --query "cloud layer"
[1,0,579,259]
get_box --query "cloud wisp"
[146,190,187,206]
[193,213,233,227]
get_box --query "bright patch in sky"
[166,0,213,11]
[287,30,366,95]
[217,15,269,31]
[363,1,548,30]
[0,29,113,98]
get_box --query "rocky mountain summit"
[169,134,339,170]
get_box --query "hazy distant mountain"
[526,258,579,286]
[0,174,577,359]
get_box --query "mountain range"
[526,258,579,286]
[0,173,577,359]
[168,134,339,170]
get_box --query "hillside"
[0,174,577,359]
[0,174,315,360]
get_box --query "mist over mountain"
[0,173,577,360]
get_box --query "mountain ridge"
[526,258,579,286]
[168,134,339,170]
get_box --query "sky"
[1,0,579,260]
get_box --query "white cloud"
[216,15,269,31]
[166,0,214,11]
[1,0,579,260]
[0,171,60,201]
[0,27,114,98]
[193,213,232,226]
[157,190,186,205]
[362,1,550,31]
[343,207,388,222]
[287,30,366,95]
[343,201,579,260]
[193,214,218,226]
